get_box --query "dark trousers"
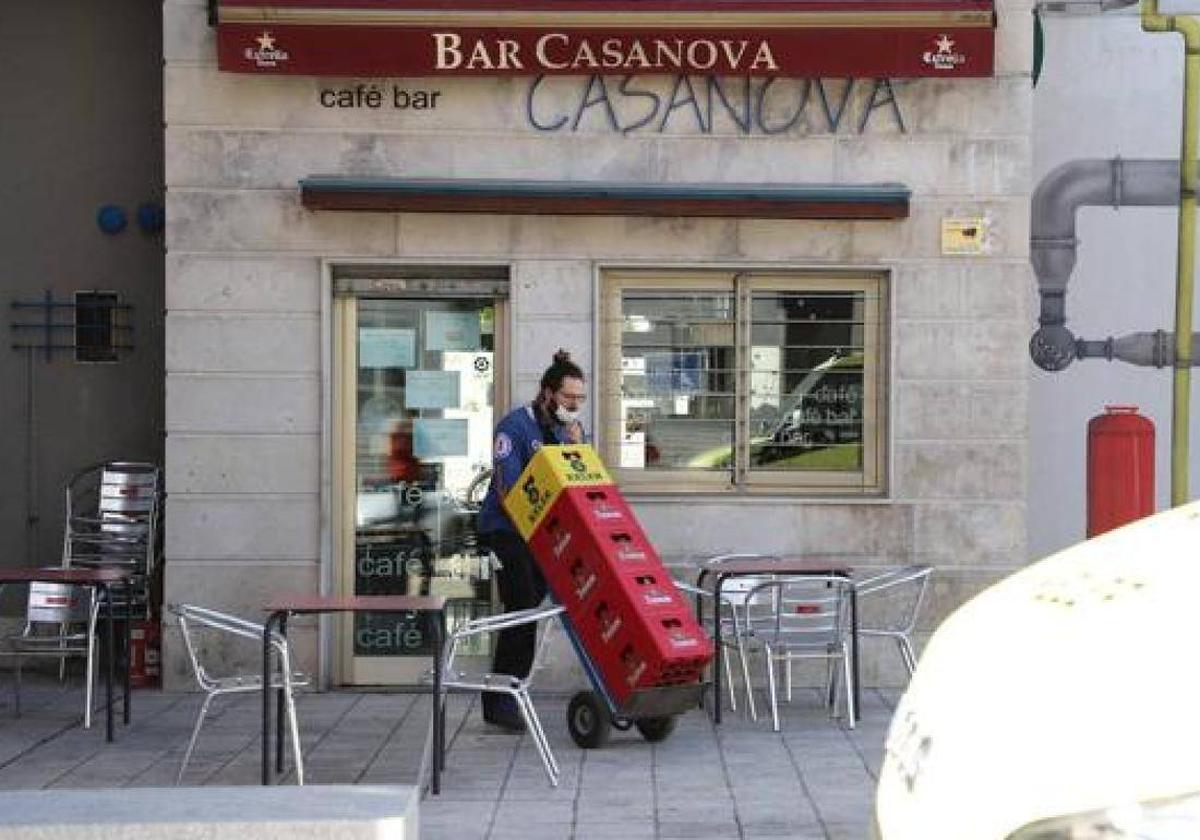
[482,531,547,705]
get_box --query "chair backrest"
[26,581,93,626]
[170,603,287,689]
[701,553,782,568]
[855,565,933,635]
[743,575,853,647]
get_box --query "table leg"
[850,584,860,724]
[123,582,132,726]
[103,584,114,743]
[276,615,287,775]
[694,570,708,711]
[713,574,725,725]
[262,611,282,785]
[431,608,444,795]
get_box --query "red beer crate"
[576,604,712,703]
[597,571,713,683]
[602,568,686,614]
[528,488,661,571]
[572,574,713,704]
[534,538,605,611]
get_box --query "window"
[599,270,887,494]
[74,292,121,363]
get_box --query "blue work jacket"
[477,403,586,536]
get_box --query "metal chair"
[170,604,308,785]
[1,579,101,727]
[63,462,162,621]
[855,564,934,678]
[688,552,785,720]
[673,578,759,719]
[741,575,856,732]
[436,603,566,786]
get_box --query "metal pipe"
[1142,0,1199,505]
[24,348,37,566]
[1075,331,1200,366]
[1029,158,1177,371]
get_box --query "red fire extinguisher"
[128,618,162,688]
[1087,405,1155,538]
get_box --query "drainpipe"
[1029,158,1178,370]
[1142,0,1199,506]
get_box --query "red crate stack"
[526,485,713,706]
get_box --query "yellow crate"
[502,444,612,540]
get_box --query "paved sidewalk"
[0,677,896,840]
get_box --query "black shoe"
[481,694,526,732]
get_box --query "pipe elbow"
[1030,325,1077,371]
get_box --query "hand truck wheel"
[634,715,677,743]
[567,690,612,749]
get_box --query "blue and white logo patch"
[494,432,513,460]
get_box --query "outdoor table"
[261,594,448,793]
[695,557,858,725]
[0,566,134,742]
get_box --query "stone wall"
[163,0,1033,688]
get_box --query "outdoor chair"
[435,602,566,786]
[63,462,162,622]
[855,564,934,678]
[673,577,760,720]
[1,579,101,727]
[740,575,856,732]
[171,604,308,785]
[683,552,786,720]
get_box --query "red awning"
[215,0,995,78]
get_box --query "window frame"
[74,290,121,364]
[598,268,888,496]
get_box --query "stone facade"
[163,0,1033,688]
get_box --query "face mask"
[555,405,579,424]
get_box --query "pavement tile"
[824,822,872,840]
[658,819,741,838]
[488,819,576,839]
[576,801,654,821]
[573,822,658,838]
[420,818,491,840]
[494,797,577,823]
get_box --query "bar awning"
[298,177,911,219]
[216,0,995,78]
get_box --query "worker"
[476,349,587,730]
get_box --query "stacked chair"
[62,461,163,622]
[2,461,162,728]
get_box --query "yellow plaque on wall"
[941,217,988,255]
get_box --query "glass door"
[335,290,506,684]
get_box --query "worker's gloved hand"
[564,421,583,444]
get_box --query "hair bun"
[553,349,572,365]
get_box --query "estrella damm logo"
[556,450,608,484]
[516,474,554,530]
[522,476,541,507]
